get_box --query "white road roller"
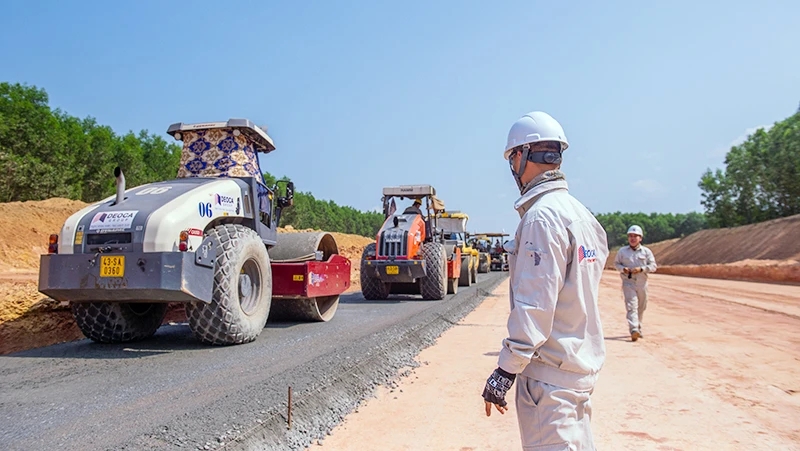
[38,119,351,345]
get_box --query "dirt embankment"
[0,199,372,355]
[0,198,90,273]
[605,214,800,284]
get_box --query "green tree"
[0,82,183,203]
[698,111,800,227]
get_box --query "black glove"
[482,367,516,407]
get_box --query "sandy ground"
[310,271,800,451]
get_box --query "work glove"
[483,367,516,414]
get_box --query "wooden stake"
[288,386,293,429]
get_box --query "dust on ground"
[0,199,373,355]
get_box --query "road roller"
[38,119,351,346]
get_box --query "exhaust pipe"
[114,166,125,205]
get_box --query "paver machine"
[360,185,462,299]
[38,119,351,346]
[467,233,492,274]
[437,211,479,287]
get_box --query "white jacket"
[498,179,609,391]
[614,245,657,281]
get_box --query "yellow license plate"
[100,256,125,278]
[386,265,399,275]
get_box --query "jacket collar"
[514,177,569,217]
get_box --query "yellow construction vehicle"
[467,232,492,274]
[437,211,479,286]
[477,232,510,271]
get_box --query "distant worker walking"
[613,225,657,341]
[482,111,609,450]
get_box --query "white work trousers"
[621,275,648,333]
[515,374,595,451]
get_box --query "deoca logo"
[215,194,234,206]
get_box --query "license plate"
[386,265,399,275]
[100,256,125,278]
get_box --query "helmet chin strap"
[509,146,530,192]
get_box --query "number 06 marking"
[199,202,213,218]
[136,186,172,195]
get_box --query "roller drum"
[269,231,342,322]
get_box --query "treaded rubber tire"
[185,224,272,345]
[420,242,447,300]
[71,302,168,343]
[360,243,390,300]
[458,255,472,287]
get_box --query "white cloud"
[710,124,774,157]
[632,179,667,195]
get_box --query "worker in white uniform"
[613,225,657,341]
[481,111,609,450]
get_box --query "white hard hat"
[627,225,643,237]
[504,111,569,160]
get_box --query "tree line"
[6,81,796,242]
[262,172,385,236]
[593,211,707,249]
[698,109,800,228]
[0,82,182,203]
[0,82,385,237]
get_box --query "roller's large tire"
[71,302,168,343]
[186,224,272,345]
[420,242,447,300]
[471,256,478,283]
[458,255,472,287]
[360,243,390,300]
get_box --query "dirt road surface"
[311,272,800,451]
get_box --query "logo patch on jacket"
[578,245,597,263]
[525,242,545,266]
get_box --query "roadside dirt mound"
[656,260,800,284]
[0,199,374,355]
[0,198,89,272]
[603,215,800,284]
[657,214,800,266]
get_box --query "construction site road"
[0,272,508,451]
[311,272,800,450]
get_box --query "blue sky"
[2,1,799,235]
